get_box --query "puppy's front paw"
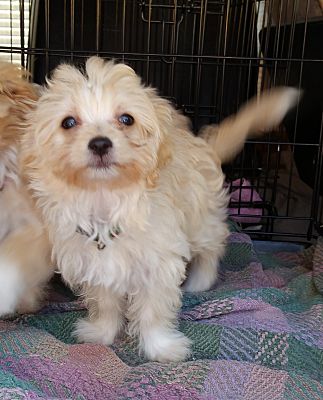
[182,255,219,292]
[182,276,213,292]
[0,300,16,318]
[73,317,118,346]
[142,328,191,362]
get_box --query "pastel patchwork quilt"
[0,229,322,399]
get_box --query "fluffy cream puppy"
[0,62,53,317]
[21,57,298,361]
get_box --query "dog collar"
[76,225,121,250]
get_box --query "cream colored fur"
[0,62,53,317]
[19,57,298,362]
[199,87,300,164]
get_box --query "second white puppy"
[0,62,53,317]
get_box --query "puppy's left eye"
[118,114,134,126]
[62,116,77,129]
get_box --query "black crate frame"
[1,0,323,242]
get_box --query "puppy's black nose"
[88,136,113,156]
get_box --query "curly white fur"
[21,57,298,361]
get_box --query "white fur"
[0,258,24,316]
[266,87,300,126]
[21,57,297,361]
[139,327,192,362]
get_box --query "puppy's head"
[0,62,38,186]
[0,62,38,151]
[25,57,173,191]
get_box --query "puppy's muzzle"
[88,136,113,157]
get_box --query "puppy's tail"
[199,87,300,164]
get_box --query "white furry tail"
[199,87,300,164]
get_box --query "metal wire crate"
[0,0,322,242]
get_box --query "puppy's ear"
[0,62,37,102]
[0,62,38,120]
[0,61,28,85]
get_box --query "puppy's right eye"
[62,116,77,129]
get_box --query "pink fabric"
[228,178,263,224]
